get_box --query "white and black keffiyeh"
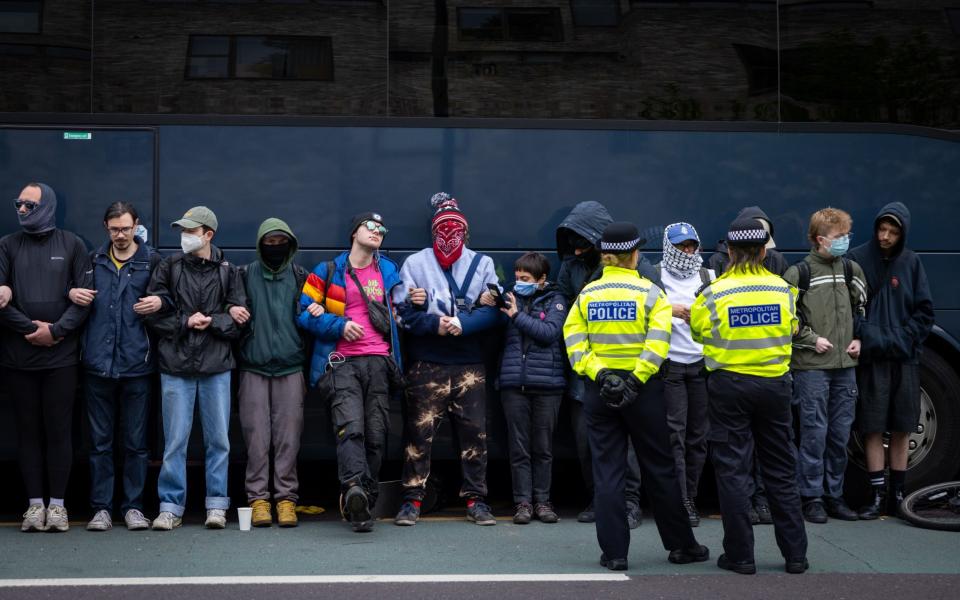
[662,223,703,279]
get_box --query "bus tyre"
[907,350,960,489]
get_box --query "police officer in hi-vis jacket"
[690,218,809,575]
[564,221,708,572]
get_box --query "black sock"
[890,469,906,493]
[868,470,885,490]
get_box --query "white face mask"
[180,232,205,254]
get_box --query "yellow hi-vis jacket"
[689,268,799,377]
[563,265,672,384]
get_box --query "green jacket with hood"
[783,249,868,371]
[239,218,309,376]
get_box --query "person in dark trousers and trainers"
[691,218,808,575]
[0,182,92,533]
[708,204,787,526]
[783,208,867,524]
[481,252,567,525]
[658,223,714,527]
[237,218,310,529]
[67,202,163,532]
[555,201,645,529]
[847,202,934,519]
[392,193,501,527]
[298,211,403,533]
[564,221,708,572]
[145,206,248,531]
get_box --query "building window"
[0,0,42,34]
[458,8,563,42]
[571,0,620,26]
[185,35,334,80]
[733,44,777,95]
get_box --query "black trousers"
[6,366,78,500]
[329,355,391,503]
[584,377,697,561]
[662,359,709,500]
[501,389,561,504]
[707,370,807,563]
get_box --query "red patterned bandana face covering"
[433,220,466,270]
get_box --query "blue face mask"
[513,281,539,296]
[827,235,850,257]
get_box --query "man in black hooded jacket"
[0,182,92,532]
[847,202,933,518]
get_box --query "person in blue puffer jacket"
[484,252,568,525]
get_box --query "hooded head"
[16,182,58,234]
[873,201,910,257]
[736,205,777,250]
[256,217,298,273]
[556,201,615,260]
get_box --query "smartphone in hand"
[486,283,508,309]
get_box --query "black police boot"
[858,487,885,520]
[600,554,627,571]
[802,497,828,524]
[888,486,905,517]
[683,497,700,527]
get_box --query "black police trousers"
[707,370,808,563]
[584,376,697,561]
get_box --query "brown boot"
[276,500,298,528]
[251,499,272,527]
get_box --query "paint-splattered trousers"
[401,361,488,501]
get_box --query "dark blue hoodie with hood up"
[847,202,934,364]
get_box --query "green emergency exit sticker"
[63,132,92,140]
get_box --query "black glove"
[597,369,627,408]
[620,374,644,409]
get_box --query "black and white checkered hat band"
[600,238,641,252]
[727,228,768,243]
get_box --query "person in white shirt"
[659,223,714,528]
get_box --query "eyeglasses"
[107,226,135,236]
[14,199,38,211]
[363,221,388,235]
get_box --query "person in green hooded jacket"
[234,218,310,528]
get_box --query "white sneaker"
[151,511,182,531]
[21,504,46,532]
[45,505,69,532]
[124,509,151,531]
[86,509,113,531]
[205,508,227,529]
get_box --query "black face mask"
[261,242,290,270]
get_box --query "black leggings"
[6,366,78,499]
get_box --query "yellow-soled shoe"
[276,500,298,528]
[251,499,272,527]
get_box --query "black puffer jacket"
[144,245,248,376]
[498,285,568,391]
[847,202,934,364]
[708,206,789,276]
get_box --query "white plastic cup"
[237,507,252,531]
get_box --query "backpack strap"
[699,267,712,287]
[442,253,483,312]
[320,260,335,307]
[841,257,852,287]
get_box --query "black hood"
[18,182,58,235]
[736,205,775,238]
[556,201,613,259]
[871,201,910,256]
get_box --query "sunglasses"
[363,220,387,235]
[14,199,38,211]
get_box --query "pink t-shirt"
[336,262,391,357]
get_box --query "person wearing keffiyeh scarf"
[661,222,704,279]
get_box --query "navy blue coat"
[498,285,568,391]
[82,238,162,378]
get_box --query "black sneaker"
[578,502,595,523]
[823,496,858,521]
[754,501,773,525]
[785,557,809,574]
[535,502,559,523]
[748,506,760,525]
[600,553,628,571]
[394,501,420,526]
[626,503,642,529]
[683,498,700,527]
[344,485,372,529]
[352,520,374,533]
[802,499,828,524]
[513,502,533,525]
[858,488,884,520]
[668,544,710,564]
[467,501,497,526]
[717,553,757,575]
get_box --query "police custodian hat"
[726,218,770,247]
[600,221,645,252]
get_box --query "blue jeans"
[87,374,151,514]
[793,368,857,499]
[157,372,231,516]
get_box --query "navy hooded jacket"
[847,202,934,364]
[498,284,568,391]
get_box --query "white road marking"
[0,574,630,587]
